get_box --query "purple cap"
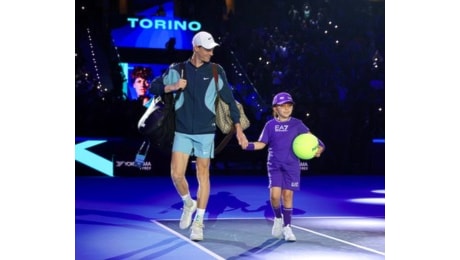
[272,92,295,106]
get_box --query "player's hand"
[236,131,248,149]
[175,79,187,90]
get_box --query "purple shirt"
[259,117,310,164]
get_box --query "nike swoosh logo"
[203,77,210,80]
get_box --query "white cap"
[192,31,219,49]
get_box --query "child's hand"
[315,146,325,157]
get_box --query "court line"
[157,216,384,221]
[150,220,225,260]
[294,216,385,219]
[291,224,385,256]
[151,217,384,257]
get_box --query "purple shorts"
[267,161,301,191]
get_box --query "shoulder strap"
[180,61,186,79]
[212,63,218,88]
[212,63,219,99]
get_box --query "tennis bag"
[137,92,176,151]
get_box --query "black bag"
[137,92,177,151]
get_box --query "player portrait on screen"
[127,66,154,106]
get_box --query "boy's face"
[273,103,294,118]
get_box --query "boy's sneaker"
[190,222,204,241]
[283,225,296,242]
[272,217,283,238]
[179,200,197,229]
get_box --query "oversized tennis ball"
[292,133,319,160]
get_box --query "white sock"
[194,208,205,223]
[181,194,193,207]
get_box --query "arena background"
[75,0,384,177]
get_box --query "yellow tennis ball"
[292,133,319,160]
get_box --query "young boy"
[243,92,325,241]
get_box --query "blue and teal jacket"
[149,59,242,134]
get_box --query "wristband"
[245,143,255,151]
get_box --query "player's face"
[196,46,214,63]
[133,77,150,97]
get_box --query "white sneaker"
[283,225,296,242]
[272,217,283,238]
[179,200,197,229]
[190,222,204,241]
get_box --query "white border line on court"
[150,219,225,260]
[291,224,385,256]
[156,215,384,221]
[151,216,384,257]
[294,215,385,219]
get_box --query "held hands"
[235,124,248,149]
[237,133,249,149]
